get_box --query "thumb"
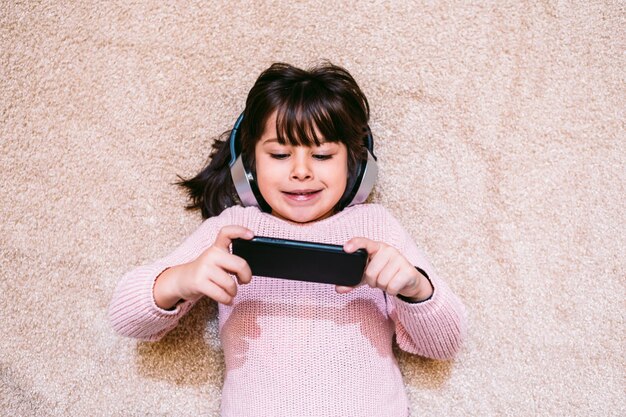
[344,236,380,256]
[214,225,254,250]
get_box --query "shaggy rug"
[1,1,623,416]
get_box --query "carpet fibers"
[1,1,624,416]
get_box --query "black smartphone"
[231,236,367,286]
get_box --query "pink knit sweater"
[109,204,467,417]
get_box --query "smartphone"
[231,236,367,286]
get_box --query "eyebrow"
[261,138,279,144]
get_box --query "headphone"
[229,113,378,211]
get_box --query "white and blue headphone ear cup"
[347,149,378,206]
[228,113,271,210]
[229,113,260,208]
[230,154,259,207]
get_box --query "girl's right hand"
[153,226,254,309]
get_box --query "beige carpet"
[1,1,624,416]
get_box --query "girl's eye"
[270,153,289,160]
[313,154,333,161]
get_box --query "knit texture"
[109,204,467,417]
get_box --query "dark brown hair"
[178,62,371,219]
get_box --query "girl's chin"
[270,207,335,224]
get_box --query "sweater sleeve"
[385,214,468,360]
[108,213,227,341]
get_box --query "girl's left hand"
[336,237,434,302]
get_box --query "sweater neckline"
[249,204,366,229]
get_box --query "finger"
[343,237,380,255]
[382,265,408,296]
[363,247,393,288]
[216,253,253,284]
[198,279,235,305]
[377,257,402,290]
[235,262,253,285]
[205,267,239,297]
[387,271,418,297]
[214,225,254,250]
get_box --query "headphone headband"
[228,113,245,168]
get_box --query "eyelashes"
[269,153,333,161]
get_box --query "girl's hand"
[336,237,434,302]
[153,226,254,309]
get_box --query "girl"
[109,62,467,417]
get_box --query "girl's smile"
[282,189,322,202]
[254,113,348,224]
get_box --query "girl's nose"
[290,154,312,180]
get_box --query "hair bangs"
[273,86,342,148]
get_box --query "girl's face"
[254,113,349,224]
